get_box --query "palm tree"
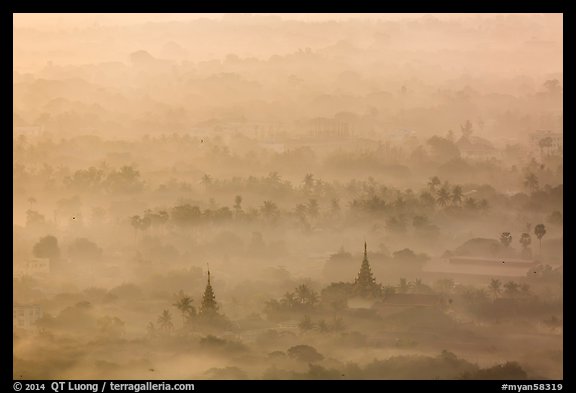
[523,173,539,193]
[157,310,174,333]
[519,233,531,250]
[427,176,441,192]
[488,279,502,298]
[201,174,212,189]
[233,195,243,214]
[173,294,196,326]
[534,224,547,257]
[451,185,463,206]
[503,281,520,297]
[500,232,512,248]
[268,171,281,184]
[436,187,451,207]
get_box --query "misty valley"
[13,13,562,380]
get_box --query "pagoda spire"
[200,264,219,317]
[354,242,381,298]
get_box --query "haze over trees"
[13,13,562,380]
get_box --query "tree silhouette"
[543,79,561,95]
[499,232,512,248]
[201,174,212,189]
[427,176,441,192]
[436,187,451,208]
[419,191,436,208]
[33,235,61,260]
[287,345,324,363]
[294,284,319,309]
[451,185,463,206]
[538,137,553,159]
[503,281,520,297]
[26,209,46,227]
[460,120,473,138]
[233,195,243,214]
[261,200,279,219]
[157,310,174,333]
[534,224,547,257]
[173,293,196,327]
[398,278,410,294]
[488,279,502,298]
[523,173,539,193]
[303,173,315,194]
[519,233,531,250]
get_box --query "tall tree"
[157,310,174,333]
[534,224,547,257]
[233,195,243,214]
[173,293,196,327]
[519,232,532,258]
